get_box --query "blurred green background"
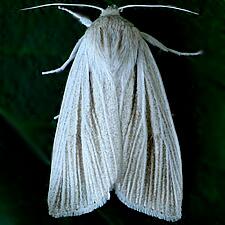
[1,0,225,224]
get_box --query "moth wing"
[115,38,183,222]
[48,38,120,217]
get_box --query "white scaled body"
[41,5,202,222]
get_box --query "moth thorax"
[100,5,120,17]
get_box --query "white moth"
[21,3,202,222]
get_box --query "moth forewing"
[21,3,201,222]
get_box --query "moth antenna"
[119,5,199,15]
[58,6,92,27]
[20,3,103,12]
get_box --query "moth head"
[100,5,120,17]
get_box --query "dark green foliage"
[0,0,225,224]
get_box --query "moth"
[21,3,202,222]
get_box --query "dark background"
[1,0,225,224]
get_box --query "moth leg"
[54,115,59,120]
[141,32,202,56]
[42,48,76,75]
[42,37,83,75]
[58,6,92,27]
